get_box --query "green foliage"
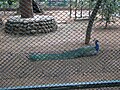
[0,0,7,8]
[70,0,97,9]
[99,0,119,28]
[70,0,119,28]
[0,0,18,8]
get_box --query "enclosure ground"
[0,10,120,88]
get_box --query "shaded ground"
[0,11,120,88]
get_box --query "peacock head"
[95,40,99,45]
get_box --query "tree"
[19,0,33,18]
[99,0,119,28]
[8,0,13,5]
[85,0,102,44]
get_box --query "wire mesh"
[0,0,120,89]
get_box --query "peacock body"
[29,40,100,61]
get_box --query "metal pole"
[80,0,83,18]
[89,0,91,18]
[75,0,78,19]
[70,0,72,18]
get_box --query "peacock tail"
[29,40,100,61]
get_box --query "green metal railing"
[0,80,120,90]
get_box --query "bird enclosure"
[0,0,120,90]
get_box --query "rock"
[31,30,37,33]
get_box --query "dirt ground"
[0,11,120,89]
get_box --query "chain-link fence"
[0,0,120,89]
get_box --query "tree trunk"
[85,0,102,44]
[105,21,108,29]
[19,0,33,18]
[32,0,44,14]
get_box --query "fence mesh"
[0,0,120,89]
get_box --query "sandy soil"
[0,11,120,88]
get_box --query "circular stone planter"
[5,15,57,34]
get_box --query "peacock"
[28,40,100,61]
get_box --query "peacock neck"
[95,42,99,52]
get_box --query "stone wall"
[5,15,57,34]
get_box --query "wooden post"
[19,0,33,18]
